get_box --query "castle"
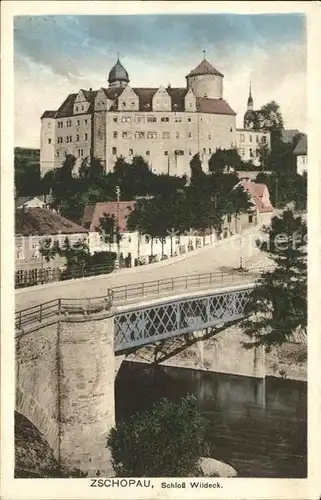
[40,56,270,177]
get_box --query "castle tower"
[243,82,255,129]
[186,52,224,99]
[108,55,129,89]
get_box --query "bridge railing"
[15,267,269,331]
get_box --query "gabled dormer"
[117,86,139,111]
[73,90,90,114]
[184,88,197,112]
[152,86,171,111]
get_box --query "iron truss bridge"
[113,283,253,352]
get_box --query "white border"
[1,2,320,499]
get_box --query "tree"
[254,100,284,145]
[98,213,117,252]
[14,148,41,197]
[107,395,208,477]
[208,148,242,173]
[242,210,307,348]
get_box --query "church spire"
[247,81,253,109]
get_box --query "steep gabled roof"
[41,110,56,119]
[15,208,88,236]
[196,97,236,116]
[82,201,136,233]
[186,59,224,78]
[55,90,98,118]
[293,136,307,156]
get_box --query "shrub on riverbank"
[107,395,209,477]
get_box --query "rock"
[199,457,237,477]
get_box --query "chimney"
[89,87,92,91]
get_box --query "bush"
[107,395,209,477]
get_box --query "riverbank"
[125,325,307,382]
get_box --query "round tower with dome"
[186,52,224,99]
[108,56,129,88]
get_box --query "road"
[16,223,273,311]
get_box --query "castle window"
[188,132,192,138]
[209,148,212,154]
[227,214,232,223]
[81,106,84,111]
[162,132,170,139]
[230,127,233,132]
[175,150,184,156]
[113,116,118,123]
[176,132,180,139]
[231,142,234,148]
[164,151,168,156]
[208,134,211,140]
[189,150,192,155]
[57,151,59,157]
[175,117,182,122]
[122,102,126,108]
[262,136,267,144]
[129,149,133,155]
[188,117,191,122]
[146,151,150,156]
[75,106,78,112]
[121,116,131,123]
[240,134,245,142]
[112,147,117,155]
[122,132,129,139]
[135,132,145,139]
[77,148,84,157]
[85,119,88,125]
[48,138,52,144]
[134,115,144,124]
[203,148,206,154]
[77,120,80,126]
[249,214,254,223]
[249,135,252,142]
[161,117,169,122]
[249,148,253,157]
[256,135,259,143]
[76,134,79,142]
[57,121,63,128]
[147,116,156,123]
[84,133,88,141]
[67,120,72,127]
[113,132,118,139]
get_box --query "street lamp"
[115,185,121,271]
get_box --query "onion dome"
[108,58,129,84]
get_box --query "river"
[115,361,307,478]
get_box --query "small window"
[76,134,79,142]
[209,148,212,154]
[81,106,84,111]
[112,147,117,155]
[262,136,267,144]
[161,117,169,122]
[129,149,133,155]
[240,134,245,142]
[203,148,206,154]
[188,117,191,122]
[176,132,180,139]
[188,132,192,138]
[85,119,88,125]
[77,119,80,126]
[113,132,118,138]
[145,235,150,243]
[146,151,150,156]
[249,148,253,157]
[164,151,168,156]
[113,116,118,123]
[57,151,59,157]
[189,150,192,155]
[16,244,24,260]
[75,106,78,112]
[208,134,211,140]
[84,133,88,140]
[227,214,232,223]
[230,127,233,132]
[256,135,259,143]
[249,214,253,223]
[249,135,252,142]
[128,236,132,243]
[175,117,182,122]
[147,116,156,122]
[231,142,234,148]
[48,138,51,144]
[122,102,126,107]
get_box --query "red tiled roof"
[82,201,136,233]
[186,59,224,78]
[15,208,88,236]
[196,97,236,115]
[239,181,273,213]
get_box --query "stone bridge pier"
[15,311,118,477]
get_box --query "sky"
[14,13,307,148]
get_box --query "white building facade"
[40,57,240,178]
